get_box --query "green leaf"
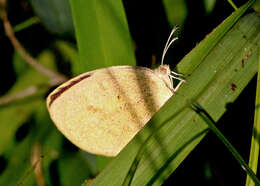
[54,40,79,76]
[190,102,260,185]
[0,103,63,186]
[29,0,74,36]
[13,17,40,34]
[0,125,39,186]
[246,40,260,186]
[204,0,216,14]
[0,50,56,154]
[176,0,255,74]
[253,0,260,12]
[57,152,93,186]
[0,101,94,186]
[69,0,136,73]
[0,50,60,183]
[87,6,259,186]
[163,0,187,26]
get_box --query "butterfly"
[46,25,185,156]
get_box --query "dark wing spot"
[231,83,237,91]
[48,74,92,107]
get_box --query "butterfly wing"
[47,66,173,156]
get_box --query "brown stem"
[31,143,45,186]
[0,86,38,106]
[0,0,67,85]
[17,144,45,186]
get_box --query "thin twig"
[17,145,44,186]
[0,0,67,85]
[0,86,38,106]
[31,143,45,186]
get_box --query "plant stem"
[13,17,40,33]
[0,0,67,85]
[245,52,260,186]
[191,102,260,186]
[227,0,238,10]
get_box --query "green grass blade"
[122,117,209,186]
[226,0,238,10]
[190,102,260,185]
[246,42,260,186]
[87,5,259,186]
[69,0,135,74]
[11,17,40,34]
[176,0,255,74]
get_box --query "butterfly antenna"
[161,25,185,79]
[161,25,179,66]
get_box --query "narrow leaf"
[88,10,259,186]
[69,0,135,73]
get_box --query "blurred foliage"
[253,0,260,11]
[28,0,74,36]
[203,0,217,13]
[163,0,187,26]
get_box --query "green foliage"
[29,0,74,36]
[246,44,260,186]
[0,0,259,185]
[87,5,259,186]
[69,0,136,73]
[163,0,187,26]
